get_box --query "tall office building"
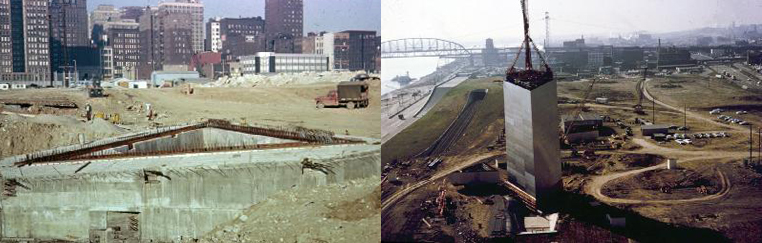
[0,0,50,82]
[49,0,89,77]
[158,0,204,53]
[50,0,89,47]
[206,17,222,52]
[89,4,120,39]
[120,6,145,22]
[138,8,194,78]
[0,0,12,74]
[102,22,140,79]
[265,0,303,53]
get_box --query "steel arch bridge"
[381,38,473,59]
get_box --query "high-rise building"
[138,8,194,78]
[334,30,378,72]
[103,23,140,80]
[158,0,204,53]
[265,0,303,53]
[206,17,222,52]
[89,4,120,40]
[49,0,89,78]
[50,0,89,47]
[0,0,51,82]
[0,0,12,74]
[120,6,145,22]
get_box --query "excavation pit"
[0,120,380,242]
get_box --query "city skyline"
[88,0,381,35]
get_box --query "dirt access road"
[584,80,752,205]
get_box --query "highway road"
[381,76,470,144]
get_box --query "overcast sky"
[88,0,380,34]
[382,0,762,47]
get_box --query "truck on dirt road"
[315,78,370,109]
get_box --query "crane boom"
[521,0,533,70]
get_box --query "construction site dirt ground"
[0,80,380,158]
[199,177,381,243]
[382,72,762,242]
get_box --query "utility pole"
[652,96,655,123]
[750,124,754,164]
[544,11,550,48]
[684,106,687,128]
[758,128,761,163]
[656,38,661,71]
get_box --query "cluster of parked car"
[710,108,750,125]
[717,115,749,125]
[667,132,730,145]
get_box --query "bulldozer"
[89,80,105,98]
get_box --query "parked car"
[736,110,748,115]
[739,121,749,125]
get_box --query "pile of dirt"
[208,71,368,87]
[326,185,381,221]
[0,114,127,158]
[199,177,380,243]
[602,168,720,200]
[634,169,715,191]
[615,153,664,168]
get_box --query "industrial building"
[0,120,380,242]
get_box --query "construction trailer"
[642,124,671,137]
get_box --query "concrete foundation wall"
[79,128,299,157]
[0,147,380,242]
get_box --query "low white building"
[240,52,330,75]
[128,81,149,89]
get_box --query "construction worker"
[85,104,92,121]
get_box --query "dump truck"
[315,80,369,109]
